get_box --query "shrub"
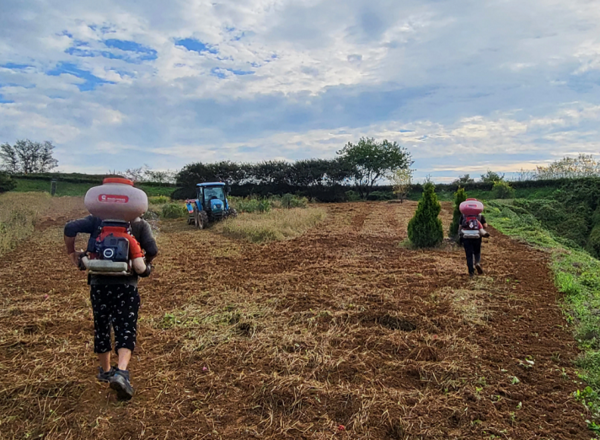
[367,190,395,201]
[515,199,591,247]
[588,224,600,258]
[149,195,169,204]
[407,182,444,248]
[280,193,308,209]
[345,190,361,201]
[231,197,271,213]
[171,187,196,200]
[161,203,188,218]
[0,172,16,193]
[492,180,515,199]
[449,187,467,237]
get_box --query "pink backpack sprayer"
[459,198,490,239]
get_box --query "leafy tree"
[0,139,58,174]
[123,165,150,182]
[337,137,412,199]
[207,161,246,184]
[389,168,414,203]
[535,154,600,180]
[480,170,505,183]
[449,187,467,237]
[492,180,515,199]
[177,162,213,187]
[325,157,355,185]
[0,172,16,193]
[288,159,329,186]
[407,182,444,248]
[177,161,246,187]
[452,174,474,185]
[515,168,536,181]
[145,169,177,185]
[252,160,292,185]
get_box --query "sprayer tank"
[84,178,148,222]
[459,198,484,217]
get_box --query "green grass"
[12,178,177,197]
[486,201,600,423]
[409,186,559,202]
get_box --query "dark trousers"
[463,238,482,275]
[90,285,140,354]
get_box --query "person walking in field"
[458,199,489,277]
[64,178,157,400]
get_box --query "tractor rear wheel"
[200,211,209,228]
[195,209,209,229]
[194,208,206,229]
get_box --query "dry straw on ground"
[216,207,327,243]
[0,201,592,439]
[0,192,85,255]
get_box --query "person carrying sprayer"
[458,198,489,277]
[64,177,157,400]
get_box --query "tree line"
[176,138,412,199]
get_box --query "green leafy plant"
[230,197,272,213]
[492,180,515,199]
[337,137,412,199]
[161,203,188,218]
[407,181,444,248]
[0,172,16,193]
[449,187,467,237]
[149,195,170,204]
[279,193,308,209]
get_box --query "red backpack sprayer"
[80,178,149,275]
[459,198,489,239]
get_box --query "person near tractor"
[64,177,157,400]
[458,199,489,277]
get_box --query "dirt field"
[0,201,592,439]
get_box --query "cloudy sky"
[1,0,599,181]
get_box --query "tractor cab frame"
[186,182,237,229]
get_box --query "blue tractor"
[185,182,237,229]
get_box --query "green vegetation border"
[486,200,600,430]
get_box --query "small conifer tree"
[449,187,467,237]
[407,182,444,247]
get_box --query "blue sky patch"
[46,62,113,91]
[1,63,31,70]
[104,39,156,58]
[89,24,115,34]
[211,68,227,79]
[0,94,14,104]
[64,39,157,63]
[230,69,254,76]
[175,38,218,54]
[210,68,255,79]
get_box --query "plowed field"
[0,201,591,439]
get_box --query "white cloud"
[0,0,599,179]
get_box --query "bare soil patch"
[0,201,590,439]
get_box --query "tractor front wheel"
[228,208,238,218]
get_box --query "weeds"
[0,192,84,255]
[161,203,188,219]
[149,195,170,204]
[217,207,326,243]
[229,194,309,213]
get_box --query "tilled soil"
[0,202,591,439]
